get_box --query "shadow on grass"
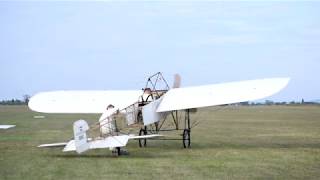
[191,142,320,150]
[134,140,320,150]
[50,154,116,158]
[48,150,171,159]
[43,141,320,159]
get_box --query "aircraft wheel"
[116,147,121,156]
[183,129,191,148]
[137,111,143,123]
[139,128,147,147]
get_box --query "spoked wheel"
[183,129,191,148]
[139,128,147,147]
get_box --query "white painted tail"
[73,120,90,153]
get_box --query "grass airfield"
[1,105,320,180]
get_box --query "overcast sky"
[0,1,319,101]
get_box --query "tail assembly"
[73,120,90,154]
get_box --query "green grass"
[1,105,320,179]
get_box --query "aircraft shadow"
[131,141,320,150]
[50,153,125,158]
[45,141,320,159]
[48,150,171,159]
[190,142,320,150]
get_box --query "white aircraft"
[29,72,290,155]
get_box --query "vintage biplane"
[29,72,290,155]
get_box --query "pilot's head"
[143,88,152,95]
[107,104,115,110]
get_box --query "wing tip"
[273,77,291,90]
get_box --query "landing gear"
[112,147,129,156]
[183,129,191,148]
[136,109,192,149]
[112,147,121,156]
[139,127,147,147]
[116,147,121,156]
[137,111,143,124]
[183,109,191,148]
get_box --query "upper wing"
[157,78,290,112]
[28,90,142,113]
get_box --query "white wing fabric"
[157,78,290,112]
[28,90,142,113]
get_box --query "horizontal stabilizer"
[38,142,68,148]
[63,134,163,153]
[0,125,16,129]
[63,135,130,152]
[157,78,290,112]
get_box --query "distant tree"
[23,94,31,104]
[301,98,305,104]
[0,98,25,105]
[240,101,249,106]
[265,100,274,105]
[289,101,296,105]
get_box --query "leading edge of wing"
[157,77,290,112]
[28,90,142,114]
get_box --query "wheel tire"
[183,129,191,148]
[116,147,121,156]
[137,111,143,123]
[139,128,147,147]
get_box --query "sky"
[0,1,319,102]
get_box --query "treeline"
[240,99,319,106]
[0,96,318,106]
[0,95,30,105]
[0,99,27,105]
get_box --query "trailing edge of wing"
[28,90,142,114]
[157,78,290,112]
